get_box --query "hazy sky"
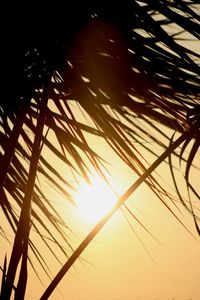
[1,119,200,300]
[22,126,200,300]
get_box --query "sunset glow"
[75,177,118,224]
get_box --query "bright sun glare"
[75,177,118,224]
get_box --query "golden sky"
[1,120,200,300]
[23,123,200,300]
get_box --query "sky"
[1,110,200,300]
[22,124,200,300]
[1,99,200,300]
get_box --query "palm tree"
[0,1,200,299]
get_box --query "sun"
[75,177,118,224]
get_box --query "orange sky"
[23,172,200,300]
[22,124,200,300]
[1,124,200,300]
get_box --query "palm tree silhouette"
[0,1,200,299]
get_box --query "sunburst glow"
[75,177,118,224]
